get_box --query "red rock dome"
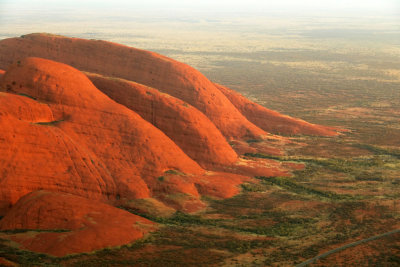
[87,73,238,169]
[0,191,157,256]
[0,33,267,140]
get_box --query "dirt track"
[296,228,400,267]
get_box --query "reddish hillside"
[0,257,16,267]
[0,92,117,215]
[149,170,254,213]
[0,191,157,256]
[0,33,266,140]
[215,84,339,136]
[0,57,206,213]
[88,73,238,168]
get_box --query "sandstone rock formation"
[0,92,116,214]
[0,33,267,140]
[0,190,157,256]
[87,73,238,169]
[0,57,204,214]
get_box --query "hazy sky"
[1,0,399,15]
[0,0,398,48]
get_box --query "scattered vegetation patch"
[0,228,70,234]
[164,169,185,176]
[225,216,317,237]
[73,246,227,266]
[244,153,283,160]
[34,119,65,126]
[355,171,384,181]
[153,226,274,254]
[153,211,222,226]
[240,182,268,192]
[18,93,37,100]
[0,240,56,266]
[256,176,352,201]
[245,139,262,144]
[353,143,400,159]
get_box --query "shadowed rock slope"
[0,33,266,140]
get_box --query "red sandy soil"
[0,69,4,77]
[0,191,157,256]
[87,73,238,169]
[0,33,267,140]
[215,83,339,136]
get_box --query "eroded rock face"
[215,84,338,136]
[0,93,118,215]
[0,33,267,140]
[0,57,205,214]
[87,73,238,169]
[0,191,157,256]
